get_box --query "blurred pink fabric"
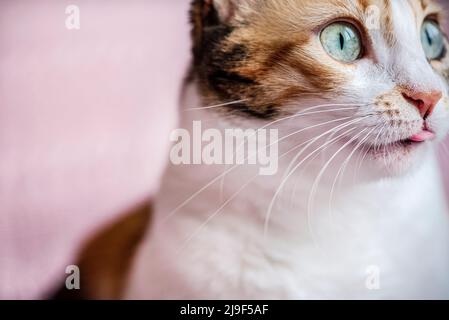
[0,0,448,299]
[0,0,189,298]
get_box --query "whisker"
[382,123,394,168]
[327,126,377,226]
[263,117,370,237]
[185,99,248,111]
[306,128,370,241]
[176,173,258,254]
[352,123,386,183]
[283,116,369,177]
[276,117,371,212]
[217,107,361,203]
[175,113,379,251]
[163,115,363,224]
[177,118,369,252]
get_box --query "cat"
[71,0,449,300]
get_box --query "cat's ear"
[190,0,247,64]
[210,0,240,22]
[190,0,248,26]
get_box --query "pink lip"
[409,129,436,142]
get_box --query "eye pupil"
[425,28,433,46]
[339,33,345,50]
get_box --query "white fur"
[125,88,449,300]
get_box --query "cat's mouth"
[394,128,436,148]
[365,128,436,156]
[407,128,436,143]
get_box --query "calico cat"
[75,0,449,299]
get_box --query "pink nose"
[402,90,442,119]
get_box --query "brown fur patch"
[190,0,358,118]
[53,202,151,300]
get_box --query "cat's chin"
[365,140,431,177]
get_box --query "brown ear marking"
[52,202,152,300]
[190,0,232,66]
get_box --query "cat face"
[190,0,449,175]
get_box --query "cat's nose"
[402,90,442,119]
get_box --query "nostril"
[402,93,423,109]
[401,90,442,119]
[402,93,426,117]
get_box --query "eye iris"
[320,22,362,63]
[421,20,445,60]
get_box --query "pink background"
[0,0,188,298]
[0,0,447,299]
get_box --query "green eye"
[421,20,445,60]
[320,22,362,63]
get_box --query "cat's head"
[190,0,449,176]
